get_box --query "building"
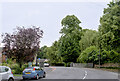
[0,47,2,64]
[0,43,6,64]
[0,43,3,64]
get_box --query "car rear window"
[24,68,33,71]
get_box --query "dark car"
[22,66,46,80]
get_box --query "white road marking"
[83,71,87,79]
[50,67,56,71]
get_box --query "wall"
[0,47,2,64]
[73,63,93,68]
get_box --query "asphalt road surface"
[14,66,119,81]
[44,67,118,79]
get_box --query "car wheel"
[8,78,14,81]
[43,72,46,78]
[23,78,26,80]
[36,75,39,80]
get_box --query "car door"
[35,67,41,77]
[40,69,44,77]
[0,67,2,81]
[1,67,9,80]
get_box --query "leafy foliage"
[46,41,62,64]
[2,26,43,67]
[77,46,99,64]
[37,46,48,59]
[79,29,99,52]
[59,15,82,63]
[99,1,120,52]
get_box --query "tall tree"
[37,46,48,59]
[46,41,62,64]
[98,1,120,52]
[59,15,82,63]
[2,26,43,67]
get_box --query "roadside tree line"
[38,1,120,66]
[1,1,120,69]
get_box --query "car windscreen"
[24,68,33,72]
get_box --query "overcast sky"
[0,0,112,47]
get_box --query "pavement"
[13,66,119,81]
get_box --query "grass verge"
[95,67,120,73]
[13,74,22,76]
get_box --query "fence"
[72,63,93,68]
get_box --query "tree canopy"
[59,15,82,63]
[79,29,99,52]
[2,26,43,67]
[99,1,120,52]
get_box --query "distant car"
[0,66,14,81]
[44,63,50,67]
[22,66,46,80]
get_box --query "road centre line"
[83,71,87,79]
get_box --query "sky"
[0,0,112,47]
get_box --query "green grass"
[13,74,22,76]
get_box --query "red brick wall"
[0,48,2,64]
[0,52,2,64]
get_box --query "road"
[14,66,119,81]
[44,67,118,79]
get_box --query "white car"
[44,63,50,67]
[0,66,14,81]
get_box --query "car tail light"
[33,68,35,71]
[11,71,13,74]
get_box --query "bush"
[64,62,72,67]
[1,58,28,74]
[11,63,28,74]
[1,63,9,66]
[77,46,99,64]
[51,63,64,66]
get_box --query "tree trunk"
[20,63,22,68]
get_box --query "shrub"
[51,63,64,66]
[64,62,72,67]
[1,58,28,74]
[11,63,28,74]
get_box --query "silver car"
[0,66,14,81]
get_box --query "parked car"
[0,66,14,81]
[44,63,50,67]
[22,66,46,80]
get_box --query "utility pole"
[99,49,101,68]
[36,54,37,66]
